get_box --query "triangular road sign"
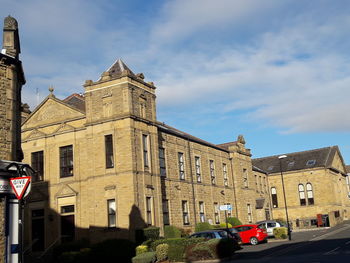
[10,176,31,200]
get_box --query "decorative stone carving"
[4,16,18,30]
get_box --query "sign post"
[219,204,232,229]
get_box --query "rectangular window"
[162,199,170,225]
[105,135,114,168]
[107,199,116,227]
[247,204,252,223]
[226,203,232,217]
[159,148,166,177]
[214,202,220,224]
[60,145,73,178]
[195,157,201,182]
[259,176,263,192]
[61,205,74,214]
[182,201,189,225]
[243,168,248,188]
[178,152,185,180]
[31,151,44,182]
[271,187,278,208]
[223,163,228,186]
[255,175,258,191]
[199,201,205,222]
[142,135,149,168]
[146,197,153,225]
[210,160,216,185]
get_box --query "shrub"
[141,239,155,249]
[273,227,288,239]
[186,238,236,261]
[136,245,148,255]
[213,223,233,229]
[156,243,169,262]
[227,217,242,226]
[195,222,213,232]
[131,251,156,263]
[143,227,160,240]
[53,239,90,259]
[180,227,192,237]
[164,225,182,238]
[150,237,205,262]
[89,239,136,263]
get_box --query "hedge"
[185,238,236,261]
[131,251,156,263]
[164,225,182,238]
[150,237,205,262]
[156,243,169,262]
[227,217,242,226]
[143,227,160,240]
[195,222,213,232]
[136,245,148,255]
[273,227,288,239]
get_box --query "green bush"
[143,227,160,240]
[195,222,213,232]
[227,217,242,226]
[89,239,136,263]
[164,225,182,238]
[131,251,156,263]
[136,245,148,255]
[53,239,90,259]
[273,227,288,239]
[179,227,191,237]
[213,223,233,229]
[156,243,169,261]
[150,237,205,262]
[186,238,236,261]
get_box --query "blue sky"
[1,0,350,164]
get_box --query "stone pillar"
[0,16,25,263]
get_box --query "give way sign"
[10,176,31,200]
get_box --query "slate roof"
[106,58,136,78]
[346,165,350,174]
[252,146,346,175]
[63,93,85,113]
[156,122,228,152]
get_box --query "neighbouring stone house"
[253,146,350,229]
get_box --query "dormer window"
[287,161,295,168]
[306,160,316,166]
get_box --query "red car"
[233,224,268,245]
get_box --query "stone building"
[21,59,271,251]
[0,16,25,262]
[253,146,350,229]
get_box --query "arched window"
[298,184,306,206]
[306,183,314,205]
[271,187,278,208]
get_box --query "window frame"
[223,163,228,186]
[178,152,185,180]
[243,168,248,188]
[298,184,306,206]
[59,145,73,178]
[247,203,252,223]
[146,196,153,226]
[162,199,170,225]
[159,148,166,177]
[195,156,201,183]
[214,202,220,224]
[210,160,216,185]
[107,199,116,228]
[105,134,114,169]
[199,201,205,222]
[142,135,149,168]
[31,150,44,182]
[271,187,278,208]
[306,183,314,205]
[182,200,190,225]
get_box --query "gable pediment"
[23,128,47,140]
[23,98,85,129]
[55,184,78,198]
[53,123,76,134]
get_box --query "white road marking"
[310,225,350,241]
[323,246,340,255]
[346,240,350,245]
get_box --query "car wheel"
[250,237,259,245]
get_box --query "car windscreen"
[218,231,229,238]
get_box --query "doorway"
[31,209,45,251]
[60,205,75,243]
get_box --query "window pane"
[31,151,44,182]
[60,145,73,178]
[105,135,114,168]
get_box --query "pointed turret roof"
[106,58,135,78]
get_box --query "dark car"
[217,228,242,245]
[189,229,241,249]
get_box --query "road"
[226,221,350,262]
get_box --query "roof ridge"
[253,146,335,160]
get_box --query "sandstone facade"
[21,59,270,251]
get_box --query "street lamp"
[278,155,291,241]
